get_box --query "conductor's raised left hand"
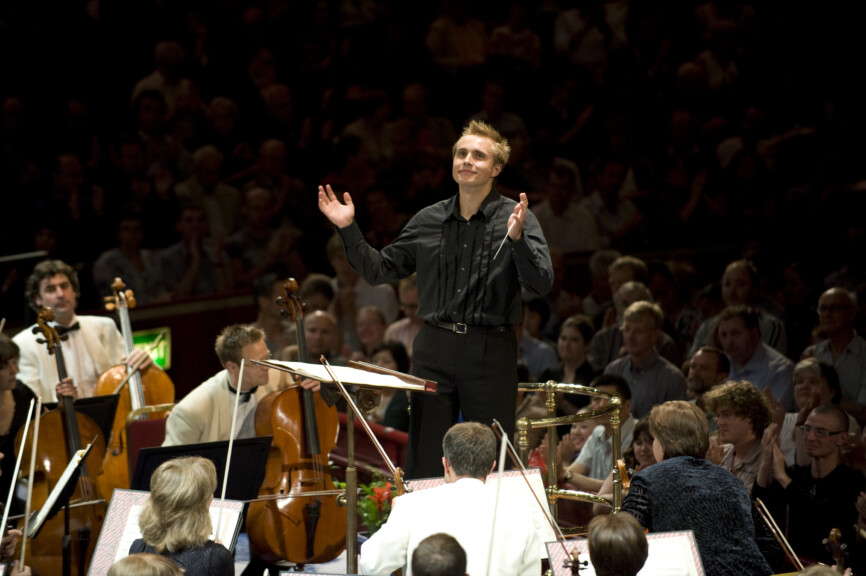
[507,193,530,242]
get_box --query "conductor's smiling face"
[452,135,502,188]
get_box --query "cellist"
[161,323,319,447]
[12,260,156,402]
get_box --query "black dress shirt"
[338,189,553,327]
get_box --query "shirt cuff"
[337,220,364,246]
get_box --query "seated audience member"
[224,186,306,290]
[809,287,866,424]
[581,249,621,320]
[703,380,773,493]
[358,422,540,575]
[411,533,468,576]
[756,405,864,567]
[517,308,558,381]
[592,417,657,515]
[604,301,688,418]
[369,340,412,431]
[687,345,730,410]
[533,158,600,255]
[174,145,241,240]
[158,203,233,299]
[249,273,297,356]
[129,456,234,575]
[578,157,643,249]
[587,513,648,576]
[278,310,346,366]
[622,401,783,575]
[299,273,336,313]
[384,274,423,358]
[778,358,859,467]
[351,305,388,362]
[92,210,166,305]
[607,256,649,307]
[326,233,398,353]
[718,305,795,411]
[542,314,598,413]
[588,281,680,371]
[559,375,634,492]
[689,259,786,357]
[108,554,183,576]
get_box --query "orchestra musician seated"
[13,259,154,402]
[163,325,272,446]
[358,422,540,576]
[620,401,784,575]
[129,456,234,575]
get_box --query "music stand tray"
[130,436,273,502]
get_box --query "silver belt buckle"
[454,323,468,334]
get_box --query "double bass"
[94,278,174,501]
[15,308,108,575]
[247,279,346,565]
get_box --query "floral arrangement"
[335,473,394,534]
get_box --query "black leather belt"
[427,320,509,335]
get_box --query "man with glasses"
[755,405,863,566]
[384,274,423,360]
[809,287,866,424]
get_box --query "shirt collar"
[628,351,660,372]
[446,188,501,222]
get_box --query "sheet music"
[547,531,704,576]
[260,360,430,391]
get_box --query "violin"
[827,527,845,573]
[247,279,346,565]
[93,278,174,502]
[14,308,108,575]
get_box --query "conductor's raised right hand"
[318,184,355,228]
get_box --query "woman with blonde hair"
[129,456,234,575]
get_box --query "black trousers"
[405,323,518,479]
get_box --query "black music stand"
[27,443,97,576]
[130,436,273,501]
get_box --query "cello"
[93,278,174,501]
[15,308,108,575]
[247,279,346,565]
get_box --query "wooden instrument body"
[247,386,346,564]
[93,278,175,500]
[15,409,108,575]
[14,309,108,575]
[94,363,174,499]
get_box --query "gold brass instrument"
[516,380,626,536]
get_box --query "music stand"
[27,443,98,576]
[130,436,273,502]
[41,395,120,445]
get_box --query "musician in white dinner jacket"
[13,259,153,402]
[358,422,540,576]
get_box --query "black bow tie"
[228,383,258,403]
[57,322,80,336]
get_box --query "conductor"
[318,120,553,478]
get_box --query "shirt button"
[463,244,467,248]
[457,288,462,292]
[461,267,465,271]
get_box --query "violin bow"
[215,358,247,544]
[319,356,406,493]
[489,420,575,571]
[19,395,41,572]
[0,399,35,559]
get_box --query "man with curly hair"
[703,380,773,493]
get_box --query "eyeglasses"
[799,425,846,438]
